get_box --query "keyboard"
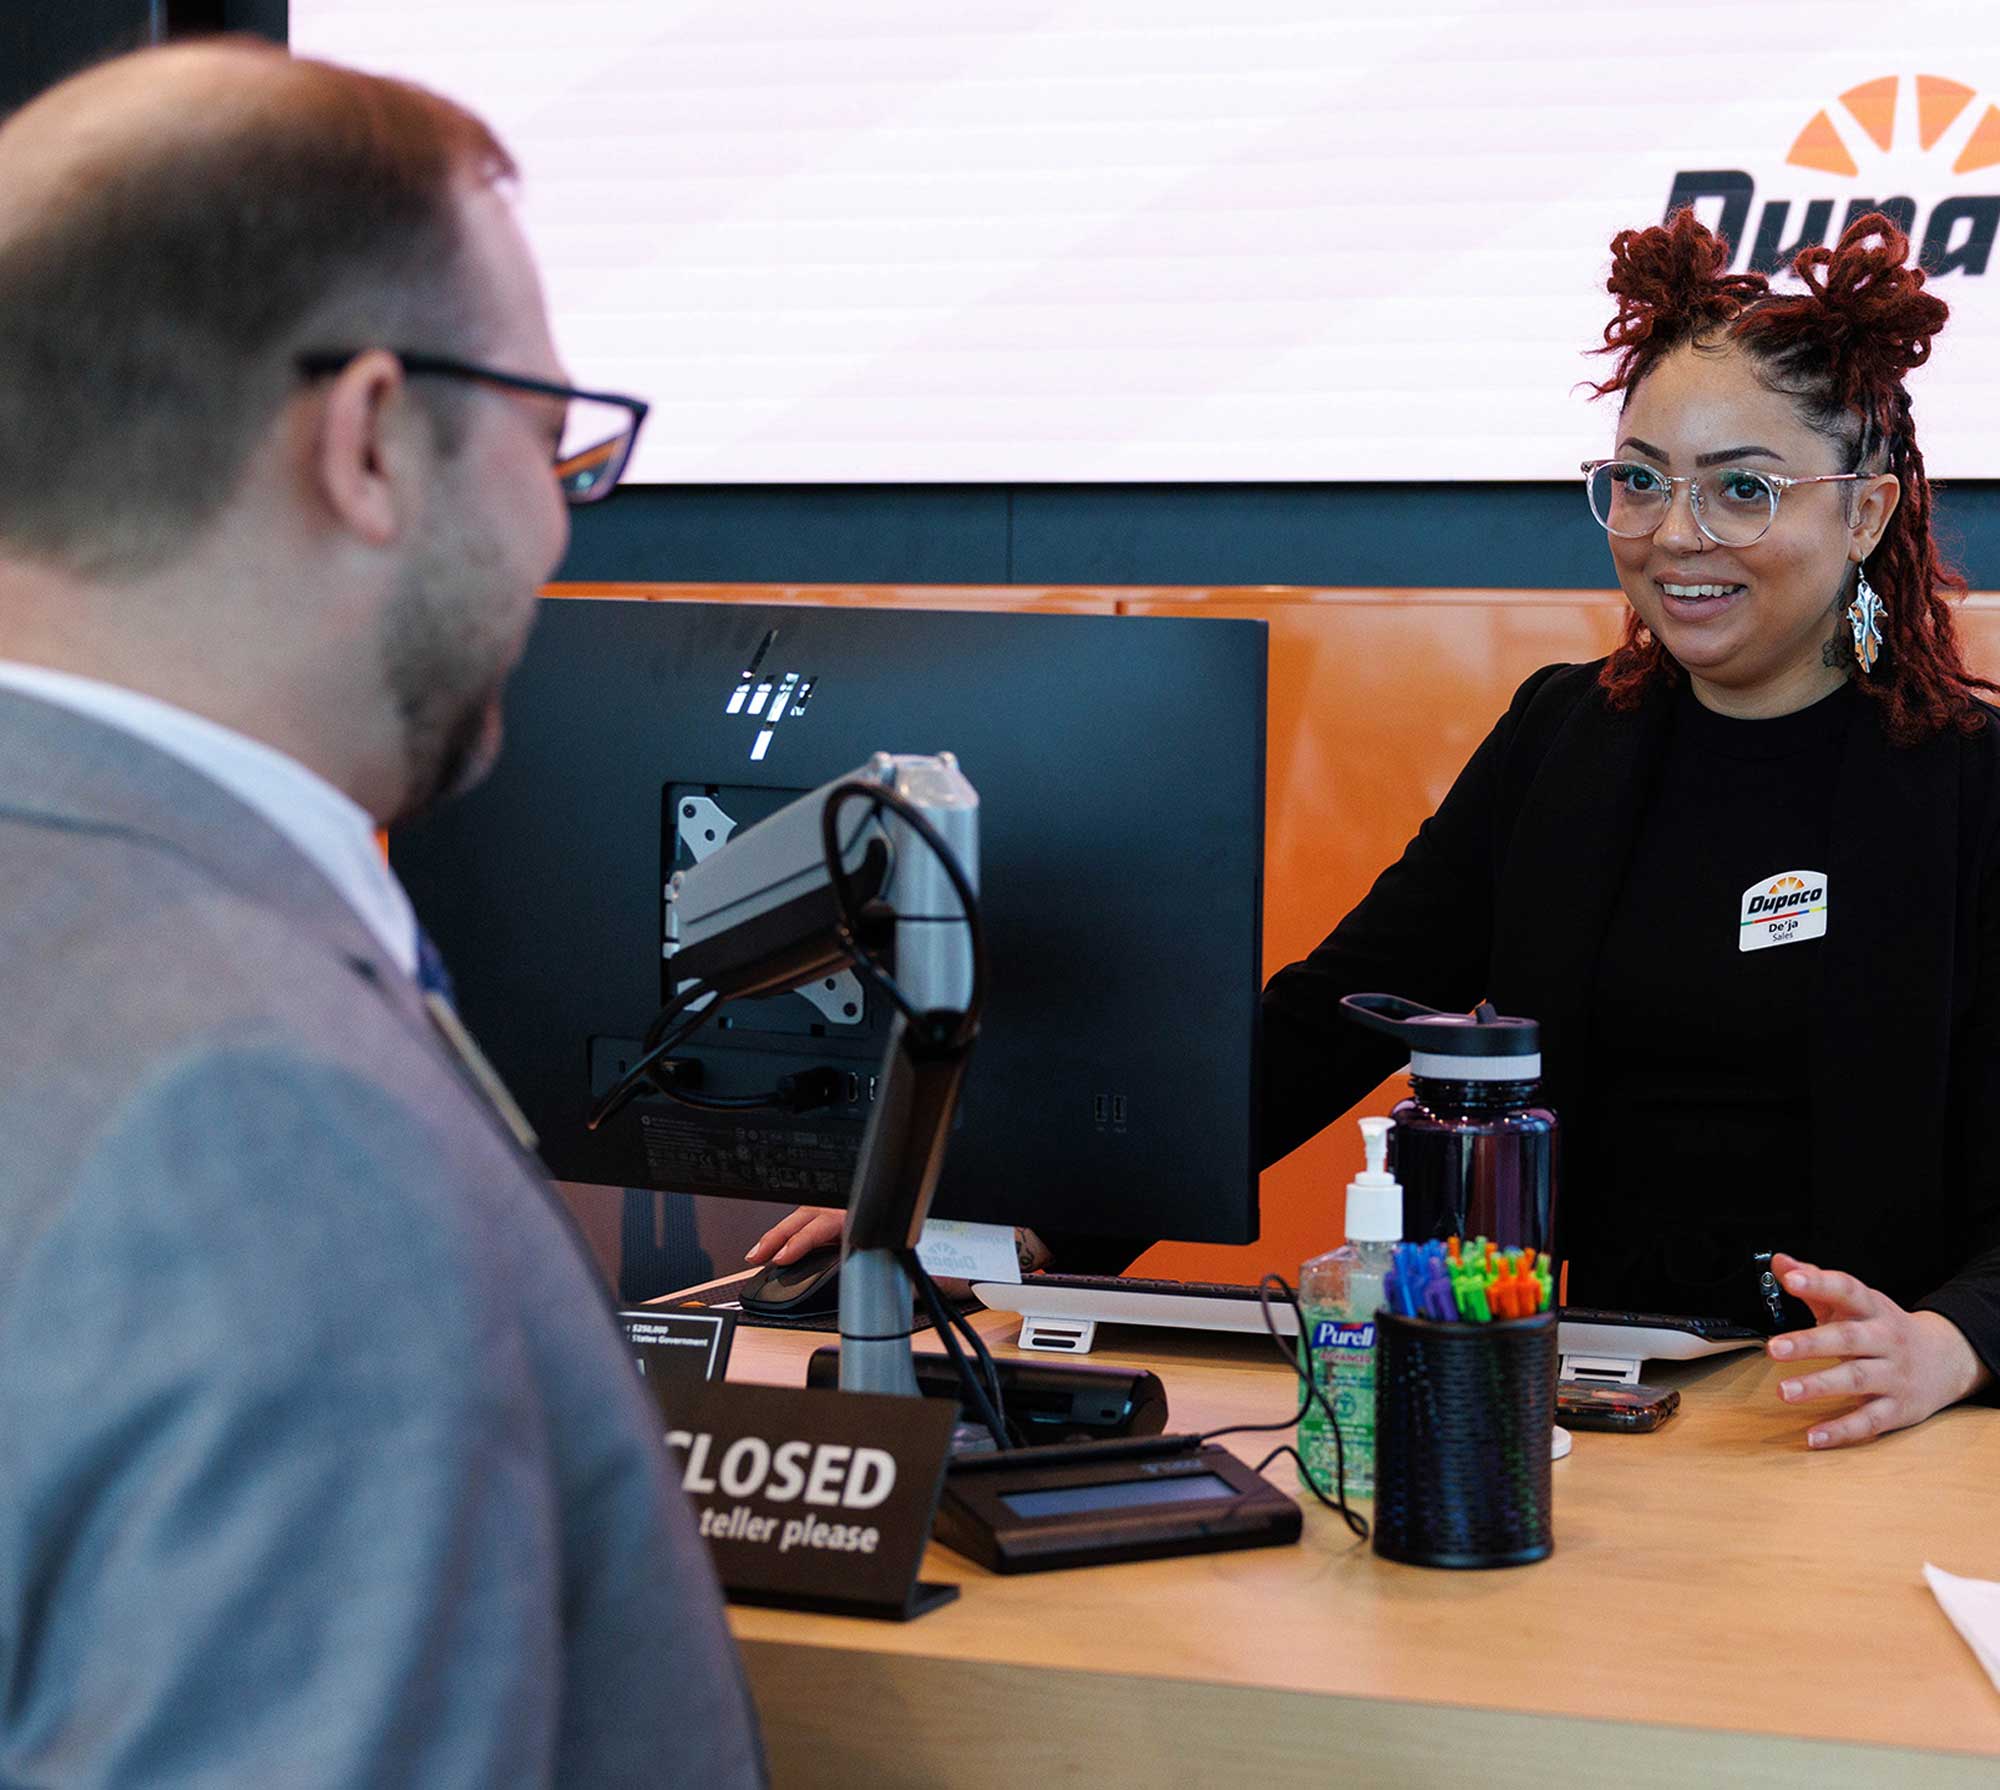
[1557,1306,1761,1343]
[972,1272,1300,1353]
[976,1275,1768,1369]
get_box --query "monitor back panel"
[391,597,1266,1245]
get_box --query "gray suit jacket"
[0,689,765,1787]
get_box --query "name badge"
[1739,869,1828,953]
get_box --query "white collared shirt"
[0,661,419,978]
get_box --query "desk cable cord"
[828,779,1013,1446]
[1194,1273,1370,1541]
[896,1247,1020,1448]
[585,979,727,1131]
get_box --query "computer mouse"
[740,1245,843,1317]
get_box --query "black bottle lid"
[1339,993,1541,1081]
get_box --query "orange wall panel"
[1119,591,1629,1285]
[543,580,1121,613]
[1953,595,2000,681]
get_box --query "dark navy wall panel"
[555,486,1013,585]
[223,0,286,40]
[1007,484,1609,589]
[5,1,154,114]
[1929,485,2000,588]
[563,480,2000,591]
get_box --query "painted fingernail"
[1808,1430,1828,1448]
[1770,1338,1792,1358]
[1781,1380,1801,1401]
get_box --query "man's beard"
[390,679,497,826]
[377,539,522,827]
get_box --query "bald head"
[0,41,516,579]
[1,40,295,206]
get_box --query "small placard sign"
[665,1380,960,1621]
[617,1308,735,1402]
[915,1218,1021,1284]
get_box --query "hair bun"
[1750,213,1949,408]
[1592,208,1769,396]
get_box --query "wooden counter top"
[715,1311,2000,1787]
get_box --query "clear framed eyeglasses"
[1580,459,1862,549]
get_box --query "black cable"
[1195,1272,1368,1541]
[835,1321,931,1343]
[646,1082,786,1113]
[918,1269,1009,1443]
[587,988,719,1131]
[943,1289,1012,1440]
[898,1249,1013,1450]
[877,1246,1011,1442]
[1250,1444,1360,1521]
[904,1253,1009,1447]
[820,780,986,1048]
[643,982,711,1050]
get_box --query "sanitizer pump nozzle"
[1345,1115,1403,1243]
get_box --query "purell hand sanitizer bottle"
[1298,1116,1403,1502]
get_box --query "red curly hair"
[1589,208,1994,742]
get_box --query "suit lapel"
[0,688,424,1030]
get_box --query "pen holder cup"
[1372,1308,1556,1569]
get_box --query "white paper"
[914,1219,1021,1285]
[1925,1563,2000,1694]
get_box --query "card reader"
[933,1431,1301,1573]
[806,1345,1168,1444]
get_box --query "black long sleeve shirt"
[1575,680,1853,1325]
[1262,660,2000,1369]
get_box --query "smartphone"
[1555,1381,1680,1432]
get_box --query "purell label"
[1739,869,1828,954]
[1310,1320,1376,1351]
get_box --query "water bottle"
[1338,994,1557,1257]
[1298,1116,1402,1503]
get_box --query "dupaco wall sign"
[1670,75,2000,275]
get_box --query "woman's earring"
[1847,570,1886,676]
[1635,624,1654,648]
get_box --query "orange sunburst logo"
[1768,875,1808,895]
[1786,75,2000,178]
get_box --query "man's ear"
[1849,473,1900,563]
[308,350,420,548]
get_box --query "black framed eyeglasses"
[297,350,649,505]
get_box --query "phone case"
[1554,1382,1680,1432]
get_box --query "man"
[0,41,764,1786]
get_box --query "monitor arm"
[664,753,980,1396]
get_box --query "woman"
[1265,210,2000,1448]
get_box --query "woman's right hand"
[746,1205,843,1267]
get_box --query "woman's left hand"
[1766,1252,1992,1448]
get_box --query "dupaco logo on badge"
[1312,1320,1376,1351]
[723,626,818,762]
[1668,75,2000,276]
[1739,869,1829,955]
